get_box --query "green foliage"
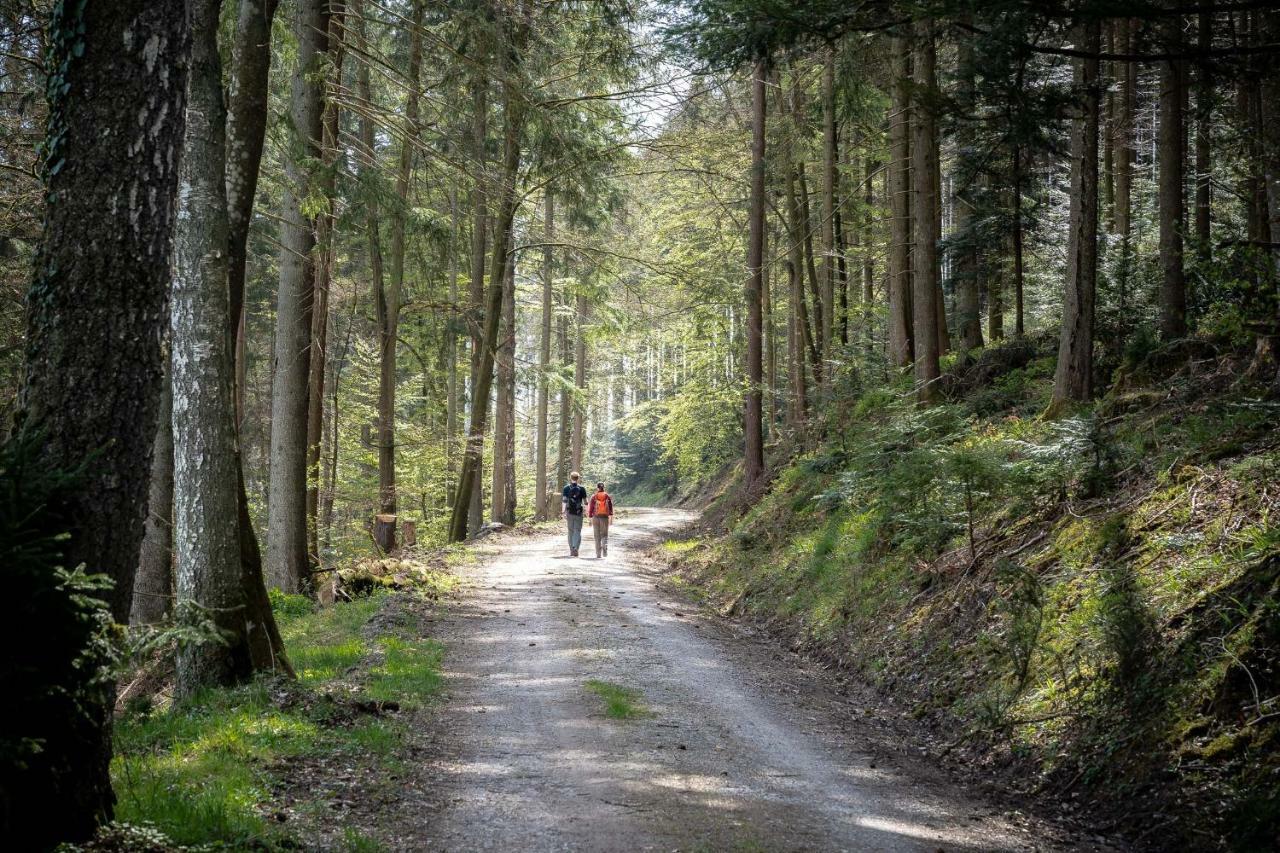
[0,431,118,795]
[584,679,648,719]
[111,594,442,849]
[659,378,742,488]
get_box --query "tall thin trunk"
[888,32,914,367]
[912,20,941,404]
[536,191,554,518]
[267,0,327,593]
[557,308,572,488]
[227,0,282,426]
[863,156,876,348]
[10,2,189,842]
[446,186,460,507]
[1159,11,1188,340]
[174,0,259,695]
[1194,8,1214,260]
[466,69,488,536]
[819,45,837,363]
[492,226,516,524]
[744,56,766,486]
[764,228,778,435]
[307,8,346,565]
[1115,18,1135,345]
[226,0,286,610]
[449,26,527,542]
[1052,20,1102,408]
[132,363,174,626]
[954,24,982,354]
[572,291,588,472]
[1011,146,1026,338]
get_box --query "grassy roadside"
[103,585,447,851]
[660,337,1280,850]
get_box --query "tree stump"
[373,513,397,553]
[401,520,417,547]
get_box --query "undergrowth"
[103,590,442,850]
[665,335,1280,850]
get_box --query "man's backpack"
[565,484,586,515]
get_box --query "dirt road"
[405,508,1085,852]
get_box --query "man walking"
[588,481,614,558]
[561,472,588,557]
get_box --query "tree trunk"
[1115,18,1135,342]
[467,69,488,537]
[267,0,328,593]
[572,291,588,472]
[307,8,347,565]
[954,26,982,355]
[536,192,554,518]
[1194,8,1213,260]
[744,56,766,487]
[557,308,572,488]
[492,226,516,525]
[1011,146,1026,338]
[1158,12,1188,340]
[911,20,941,404]
[9,1,189,842]
[449,32,527,543]
[888,33,914,368]
[446,186,460,508]
[132,363,174,626]
[173,0,257,695]
[819,46,836,364]
[1051,20,1102,409]
[227,0,282,426]
[863,156,876,348]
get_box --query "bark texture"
[172,0,256,695]
[1158,12,1188,340]
[535,192,554,518]
[267,0,328,593]
[132,365,174,626]
[1052,21,1102,408]
[887,33,914,368]
[744,56,766,487]
[9,1,189,842]
[911,21,941,403]
[227,0,282,424]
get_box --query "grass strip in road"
[585,679,649,719]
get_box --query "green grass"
[110,591,443,849]
[585,679,649,719]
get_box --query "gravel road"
[404,508,1091,852]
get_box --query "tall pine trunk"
[227,0,282,426]
[744,56,767,487]
[1051,20,1102,409]
[449,24,527,542]
[819,46,837,364]
[1158,11,1188,340]
[1194,9,1214,260]
[492,227,517,525]
[911,20,941,404]
[466,69,489,536]
[536,192,554,518]
[888,32,914,368]
[267,0,328,593]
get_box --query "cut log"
[373,512,397,553]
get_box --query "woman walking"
[588,481,614,558]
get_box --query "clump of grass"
[111,593,443,848]
[585,679,648,719]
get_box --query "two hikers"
[561,472,613,558]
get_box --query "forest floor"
[350,507,1114,852]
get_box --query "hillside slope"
[662,335,1280,851]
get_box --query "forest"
[1,0,1278,850]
